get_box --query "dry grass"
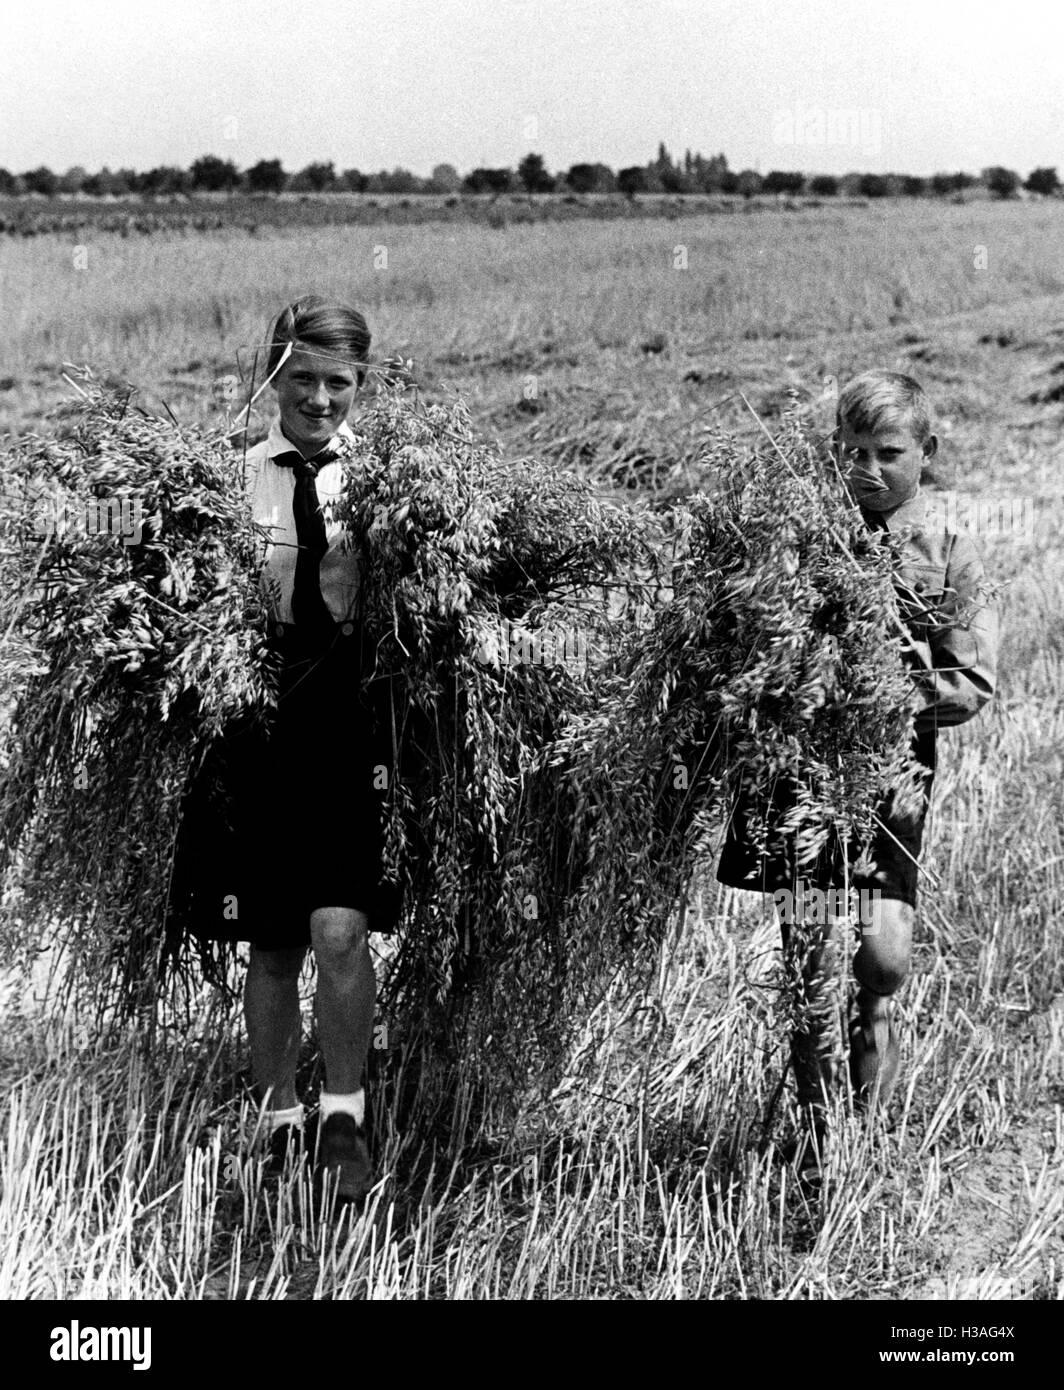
[2,199,1063,440]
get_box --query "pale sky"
[3,0,1061,178]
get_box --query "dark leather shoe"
[266,1123,306,1175]
[318,1113,373,1204]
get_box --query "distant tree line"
[1,146,1059,201]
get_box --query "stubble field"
[1,198,1062,1298]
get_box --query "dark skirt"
[168,621,401,950]
[715,730,936,909]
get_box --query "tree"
[430,163,461,192]
[135,166,187,196]
[589,163,616,193]
[83,168,132,197]
[517,152,554,194]
[1025,166,1060,196]
[808,174,839,196]
[857,173,889,198]
[695,153,729,194]
[982,166,1020,199]
[463,167,512,194]
[901,175,926,197]
[564,163,614,194]
[58,166,88,195]
[247,158,286,195]
[929,171,975,195]
[735,169,764,198]
[565,163,598,194]
[189,155,239,193]
[21,166,58,196]
[0,169,22,195]
[617,167,647,199]
[764,170,805,196]
[299,161,336,192]
[84,167,131,196]
[649,141,675,185]
[659,166,690,193]
[377,168,423,193]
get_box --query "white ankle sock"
[263,1103,305,1133]
[320,1089,365,1126]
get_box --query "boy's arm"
[911,533,997,732]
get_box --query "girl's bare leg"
[310,907,375,1095]
[244,944,306,1110]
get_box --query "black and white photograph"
[0,0,1059,1338]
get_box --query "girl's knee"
[310,907,370,961]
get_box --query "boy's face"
[835,412,936,512]
[272,343,359,455]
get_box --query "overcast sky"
[3,0,1061,177]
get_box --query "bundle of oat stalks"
[0,377,920,1111]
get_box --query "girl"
[172,294,394,1204]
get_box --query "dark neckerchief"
[270,445,341,633]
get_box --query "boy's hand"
[907,534,997,729]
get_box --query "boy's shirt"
[868,492,997,734]
[243,417,359,626]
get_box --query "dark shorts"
[169,622,401,950]
[715,730,936,910]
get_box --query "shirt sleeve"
[913,532,998,732]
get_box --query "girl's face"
[272,343,359,454]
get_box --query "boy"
[716,370,998,1161]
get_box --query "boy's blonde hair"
[836,370,933,446]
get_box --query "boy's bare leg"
[245,945,307,1110]
[850,897,913,1104]
[310,907,375,1096]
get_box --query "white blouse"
[242,417,359,626]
